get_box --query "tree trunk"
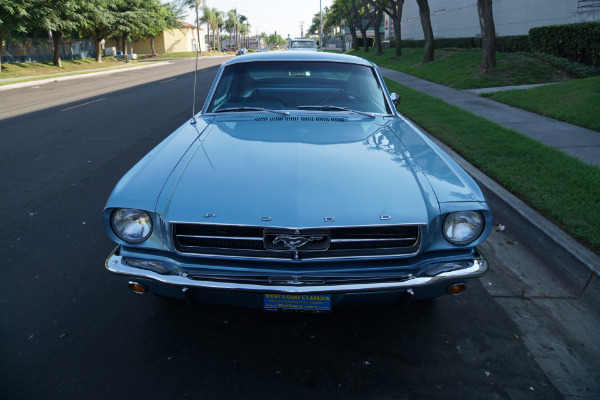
[393,1,404,58]
[93,32,103,62]
[359,26,369,53]
[384,0,405,58]
[478,0,496,71]
[150,36,157,56]
[363,1,383,56]
[348,22,360,51]
[122,34,129,63]
[416,0,434,63]
[52,31,63,67]
[0,32,4,74]
[373,17,383,56]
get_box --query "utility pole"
[300,21,304,38]
[319,0,323,50]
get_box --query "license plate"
[263,293,332,311]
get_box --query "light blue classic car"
[103,52,491,312]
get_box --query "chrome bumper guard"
[105,247,489,294]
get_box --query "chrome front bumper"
[105,247,489,294]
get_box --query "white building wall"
[400,0,596,40]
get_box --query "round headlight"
[443,211,484,245]
[111,208,152,243]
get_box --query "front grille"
[173,223,421,260]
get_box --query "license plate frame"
[263,293,332,312]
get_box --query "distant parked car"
[103,52,491,312]
[258,48,268,52]
[237,47,247,55]
[289,39,317,51]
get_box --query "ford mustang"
[103,52,491,312]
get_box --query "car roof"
[223,51,375,67]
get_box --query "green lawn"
[385,78,600,255]
[482,76,600,132]
[350,47,600,132]
[348,48,573,89]
[0,57,125,79]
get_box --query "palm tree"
[239,14,249,48]
[178,0,203,52]
[212,9,224,51]
[200,6,213,50]
[226,8,240,48]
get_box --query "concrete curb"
[418,124,600,311]
[0,61,169,91]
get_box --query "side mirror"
[390,93,401,106]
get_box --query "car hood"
[156,116,436,227]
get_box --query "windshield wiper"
[214,107,290,116]
[297,105,375,118]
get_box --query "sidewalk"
[380,68,600,167]
[380,67,600,312]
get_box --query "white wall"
[399,0,598,40]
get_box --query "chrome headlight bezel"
[110,208,153,244]
[442,211,484,245]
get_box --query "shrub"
[357,37,375,48]
[529,22,600,66]
[533,52,600,78]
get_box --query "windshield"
[290,40,316,49]
[205,61,391,115]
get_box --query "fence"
[0,38,96,64]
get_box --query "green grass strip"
[349,48,572,89]
[385,78,600,254]
[482,76,600,132]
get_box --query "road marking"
[61,98,106,111]
[160,78,176,84]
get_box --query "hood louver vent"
[253,116,346,123]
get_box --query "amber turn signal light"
[128,281,147,294]
[447,283,467,295]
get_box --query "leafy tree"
[324,2,345,44]
[363,0,386,56]
[110,0,162,63]
[139,1,183,56]
[30,0,83,67]
[382,0,404,59]
[78,0,118,62]
[350,0,371,53]
[267,33,285,48]
[0,0,31,73]
[330,0,360,51]
[478,0,496,71]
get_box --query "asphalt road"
[0,57,576,399]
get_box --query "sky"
[183,0,333,39]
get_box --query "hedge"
[357,37,375,48]
[394,35,530,52]
[529,22,600,66]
